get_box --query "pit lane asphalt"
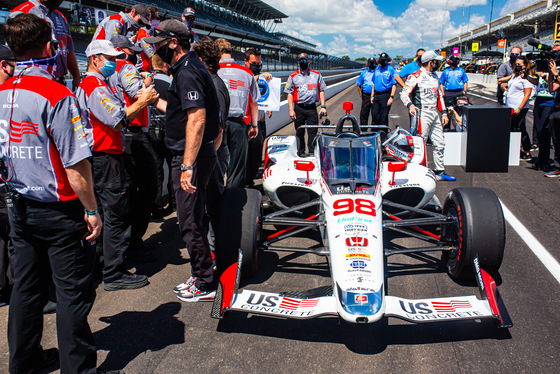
[1,83,559,374]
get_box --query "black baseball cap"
[110,35,143,53]
[144,19,193,44]
[133,4,151,27]
[379,52,390,60]
[0,45,15,61]
[367,57,376,64]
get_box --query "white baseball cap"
[421,50,444,64]
[85,40,125,58]
[183,7,195,17]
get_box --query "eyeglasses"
[298,59,308,64]
[510,53,520,57]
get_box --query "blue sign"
[350,260,367,269]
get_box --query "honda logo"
[7,91,18,103]
[187,91,199,101]
[346,237,368,247]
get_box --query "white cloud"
[499,0,539,16]
[264,0,492,58]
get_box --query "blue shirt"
[356,68,375,94]
[373,65,396,92]
[398,60,421,79]
[439,66,468,90]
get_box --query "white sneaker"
[173,276,196,294]
[176,284,216,302]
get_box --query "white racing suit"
[400,67,447,172]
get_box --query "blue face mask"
[184,19,194,29]
[99,59,117,78]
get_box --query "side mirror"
[387,161,407,185]
[294,160,315,185]
[294,160,315,172]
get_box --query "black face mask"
[44,0,62,10]
[156,42,175,65]
[126,53,138,65]
[514,65,523,73]
[299,61,309,71]
[368,63,375,70]
[379,59,388,67]
[249,63,262,76]
[510,53,519,64]
[450,61,458,67]
[432,61,441,71]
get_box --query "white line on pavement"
[500,201,560,285]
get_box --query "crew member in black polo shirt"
[145,20,220,302]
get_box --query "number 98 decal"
[333,198,376,216]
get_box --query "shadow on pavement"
[217,313,511,354]
[95,302,185,371]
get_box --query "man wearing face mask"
[286,53,327,155]
[400,50,455,181]
[496,45,522,105]
[439,55,468,130]
[245,48,273,186]
[93,4,151,42]
[356,57,376,127]
[145,20,220,302]
[216,38,260,189]
[182,7,199,44]
[10,0,82,89]
[110,35,165,263]
[76,39,158,292]
[370,52,396,136]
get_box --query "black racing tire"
[215,188,262,278]
[441,187,505,279]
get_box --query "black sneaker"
[103,272,148,291]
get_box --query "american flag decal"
[229,79,245,89]
[279,297,319,310]
[431,300,472,312]
[10,120,40,143]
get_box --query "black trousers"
[294,103,319,155]
[225,117,249,189]
[359,93,373,126]
[511,108,531,152]
[549,109,560,168]
[8,198,96,374]
[92,152,131,282]
[0,185,14,300]
[149,128,174,210]
[371,90,392,127]
[172,142,217,291]
[443,89,463,107]
[246,119,266,185]
[207,143,230,234]
[124,131,158,250]
[533,104,553,166]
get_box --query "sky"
[265,0,540,59]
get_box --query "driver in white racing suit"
[400,50,456,181]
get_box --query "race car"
[212,101,512,328]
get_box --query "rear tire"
[441,187,505,279]
[215,188,262,278]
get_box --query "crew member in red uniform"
[110,35,166,262]
[1,14,101,373]
[92,4,151,41]
[10,0,81,89]
[286,53,327,155]
[76,39,158,291]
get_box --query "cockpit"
[318,134,381,188]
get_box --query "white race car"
[212,102,512,328]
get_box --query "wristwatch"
[181,164,193,172]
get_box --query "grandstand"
[440,0,558,61]
[0,0,362,70]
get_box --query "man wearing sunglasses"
[145,20,221,302]
[182,7,199,44]
[10,0,82,89]
[286,53,327,155]
[497,45,522,105]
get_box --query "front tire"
[215,188,262,278]
[441,188,505,279]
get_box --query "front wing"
[211,252,512,328]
